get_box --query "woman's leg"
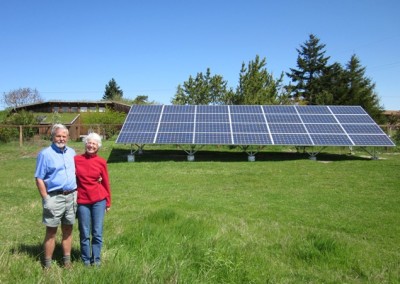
[91,199,106,265]
[77,204,92,265]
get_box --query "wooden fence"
[0,124,123,146]
[1,124,399,147]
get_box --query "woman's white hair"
[84,132,102,148]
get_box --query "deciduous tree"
[2,88,43,110]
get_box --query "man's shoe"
[63,262,73,269]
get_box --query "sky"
[1,0,399,110]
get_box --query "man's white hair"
[51,124,69,138]
[84,132,102,148]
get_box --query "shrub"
[0,127,18,143]
[0,110,38,142]
[392,129,400,145]
[80,107,126,139]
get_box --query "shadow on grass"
[12,243,80,266]
[107,147,371,163]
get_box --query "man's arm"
[35,178,48,199]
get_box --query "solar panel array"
[116,105,395,147]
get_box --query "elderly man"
[35,124,77,269]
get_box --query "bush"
[392,130,400,145]
[0,110,38,142]
[80,107,126,139]
[0,127,19,143]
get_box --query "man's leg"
[61,224,73,267]
[43,226,58,268]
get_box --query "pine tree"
[286,34,331,105]
[344,55,384,122]
[171,85,188,105]
[132,95,149,105]
[234,55,283,105]
[318,62,348,105]
[103,78,123,100]
[171,68,229,105]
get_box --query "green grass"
[34,112,79,124]
[0,140,399,283]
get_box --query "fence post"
[19,125,23,147]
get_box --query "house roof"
[12,100,131,113]
[384,110,400,116]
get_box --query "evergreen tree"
[103,78,123,100]
[171,85,188,105]
[317,62,348,105]
[233,55,283,105]
[344,55,384,122]
[209,74,229,105]
[286,34,331,105]
[132,95,150,105]
[171,68,229,105]
[192,69,211,104]
[220,88,237,105]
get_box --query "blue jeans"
[77,199,106,265]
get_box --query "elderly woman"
[75,132,111,266]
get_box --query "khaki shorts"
[42,191,77,227]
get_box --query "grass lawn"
[33,112,80,124]
[0,140,399,283]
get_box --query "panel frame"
[116,105,395,147]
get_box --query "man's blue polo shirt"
[35,143,77,192]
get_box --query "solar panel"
[300,115,337,123]
[335,115,375,124]
[159,123,194,132]
[269,124,307,134]
[272,134,313,145]
[263,105,296,114]
[196,123,230,132]
[310,134,353,146]
[116,105,395,147]
[156,132,193,144]
[329,106,366,114]
[117,132,155,144]
[195,133,232,144]
[121,122,158,132]
[349,135,394,146]
[126,113,160,122]
[196,113,229,123]
[296,105,331,114]
[342,124,384,134]
[128,104,163,113]
[233,133,272,145]
[305,124,345,134]
[232,123,269,133]
[163,105,195,113]
[231,114,265,123]
[265,114,302,123]
[161,113,194,122]
[197,105,227,113]
[230,105,262,113]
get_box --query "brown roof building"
[11,100,131,141]
[12,100,131,114]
